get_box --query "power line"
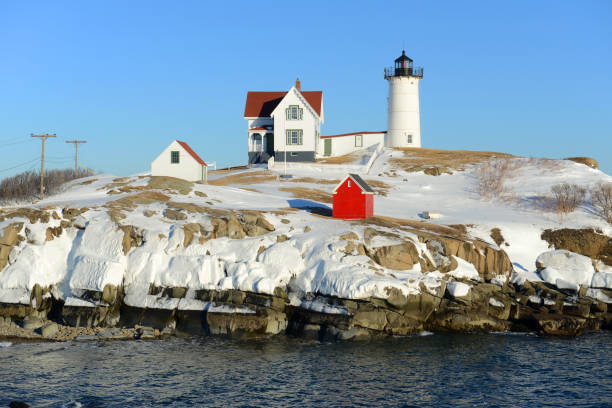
[0,136,27,144]
[0,157,40,173]
[0,140,34,148]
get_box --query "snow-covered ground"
[1,147,611,308]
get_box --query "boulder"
[536,250,595,288]
[366,241,420,270]
[119,225,143,255]
[227,214,246,239]
[164,209,187,221]
[352,309,387,331]
[0,222,23,271]
[38,322,59,338]
[564,156,598,169]
[541,228,612,266]
[20,315,44,330]
[535,315,591,336]
[182,223,201,246]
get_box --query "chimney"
[295,77,301,91]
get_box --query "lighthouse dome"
[394,50,413,64]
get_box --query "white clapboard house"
[151,140,208,182]
[244,79,324,164]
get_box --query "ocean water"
[1,332,611,407]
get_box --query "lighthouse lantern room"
[384,50,423,148]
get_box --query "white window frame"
[286,105,303,120]
[407,134,413,144]
[355,135,363,147]
[286,129,303,145]
[170,151,180,164]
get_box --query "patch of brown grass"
[355,215,469,240]
[208,171,276,186]
[364,179,391,196]
[241,188,261,193]
[287,177,340,185]
[148,176,193,195]
[279,187,332,204]
[391,147,515,172]
[316,152,361,164]
[167,201,229,217]
[77,178,98,186]
[109,191,171,207]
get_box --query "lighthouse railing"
[384,66,424,79]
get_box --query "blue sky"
[1,1,611,177]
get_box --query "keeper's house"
[244,79,323,164]
[151,140,208,182]
[333,174,374,219]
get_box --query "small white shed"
[151,140,208,182]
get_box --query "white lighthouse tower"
[384,50,423,148]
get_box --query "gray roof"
[348,173,374,193]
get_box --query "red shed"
[333,174,374,219]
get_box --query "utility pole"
[30,133,56,200]
[65,140,87,173]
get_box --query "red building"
[333,174,374,219]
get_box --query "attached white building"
[151,140,208,182]
[319,131,386,157]
[244,79,324,163]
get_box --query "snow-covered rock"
[536,250,595,289]
[446,281,471,298]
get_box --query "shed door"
[324,139,331,156]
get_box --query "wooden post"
[30,133,56,200]
[65,140,87,173]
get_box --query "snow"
[489,298,505,308]
[208,304,255,314]
[64,297,96,307]
[537,250,595,289]
[448,257,480,281]
[300,299,349,315]
[586,288,612,304]
[446,281,471,298]
[0,288,30,305]
[0,149,611,311]
[0,342,12,348]
[591,272,612,289]
[491,275,508,287]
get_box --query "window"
[252,133,263,152]
[355,135,363,147]
[286,105,303,120]
[286,129,303,145]
[171,151,179,164]
[407,134,413,144]
[348,180,351,187]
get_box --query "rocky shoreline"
[2,278,611,343]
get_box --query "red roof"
[176,140,207,166]
[321,131,386,139]
[249,127,269,131]
[244,91,323,117]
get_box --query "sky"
[0,1,611,177]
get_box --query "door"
[324,139,331,156]
[264,133,274,156]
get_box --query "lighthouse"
[384,50,423,148]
